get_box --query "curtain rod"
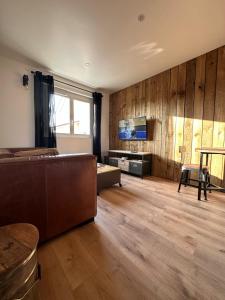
[31,71,93,94]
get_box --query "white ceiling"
[0,0,225,92]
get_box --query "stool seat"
[182,164,208,171]
[0,223,39,300]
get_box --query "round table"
[0,223,40,300]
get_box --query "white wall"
[0,55,35,147]
[0,54,109,155]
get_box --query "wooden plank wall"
[109,46,225,185]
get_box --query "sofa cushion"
[14,148,59,157]
[0,149,14,159]
[0,153,14,159]
[0,149,11,154]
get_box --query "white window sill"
[56,133,92,139]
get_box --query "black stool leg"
[184,170,189,187]
[203,181,207,200]
[202,169,208,200]
[208,174,212,193]
[178,171,184,192]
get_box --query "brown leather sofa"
[0,148,97,242]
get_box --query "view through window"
[73,100,90,135]
[54,92,91,136]
[55,94,70,134]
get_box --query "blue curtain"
[93,92,103,162]
[34,71,56,148]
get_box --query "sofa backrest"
[0,153,97,242]
[0,147,59,160]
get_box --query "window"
[55,94,70,134]
[74,100,90,135]
[54,90,91,136]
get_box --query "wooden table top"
[196,147,225,155]
[97,165,120,174]
[97,164,120,174]
[0,223,39,280]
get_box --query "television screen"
[118,116,147,140]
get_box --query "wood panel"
[191,54,206,164]
[161,70,172,179]
[174,63,186,181]
[201,50,217,170]
[211,47,225,186]
[183,59,196,165]
[153,74,163,177]
[109,45,225,185]
[166,67,177,180]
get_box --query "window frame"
[54,87,93,139]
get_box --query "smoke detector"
[138,14,145,22]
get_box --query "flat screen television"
[118,116,147,140]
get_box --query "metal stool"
[178,164,211,200]
[177,147,211,200]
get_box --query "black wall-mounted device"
[23,74,29,87]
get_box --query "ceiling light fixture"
[84,62,90,67]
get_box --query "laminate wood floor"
[37,175,225,300]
